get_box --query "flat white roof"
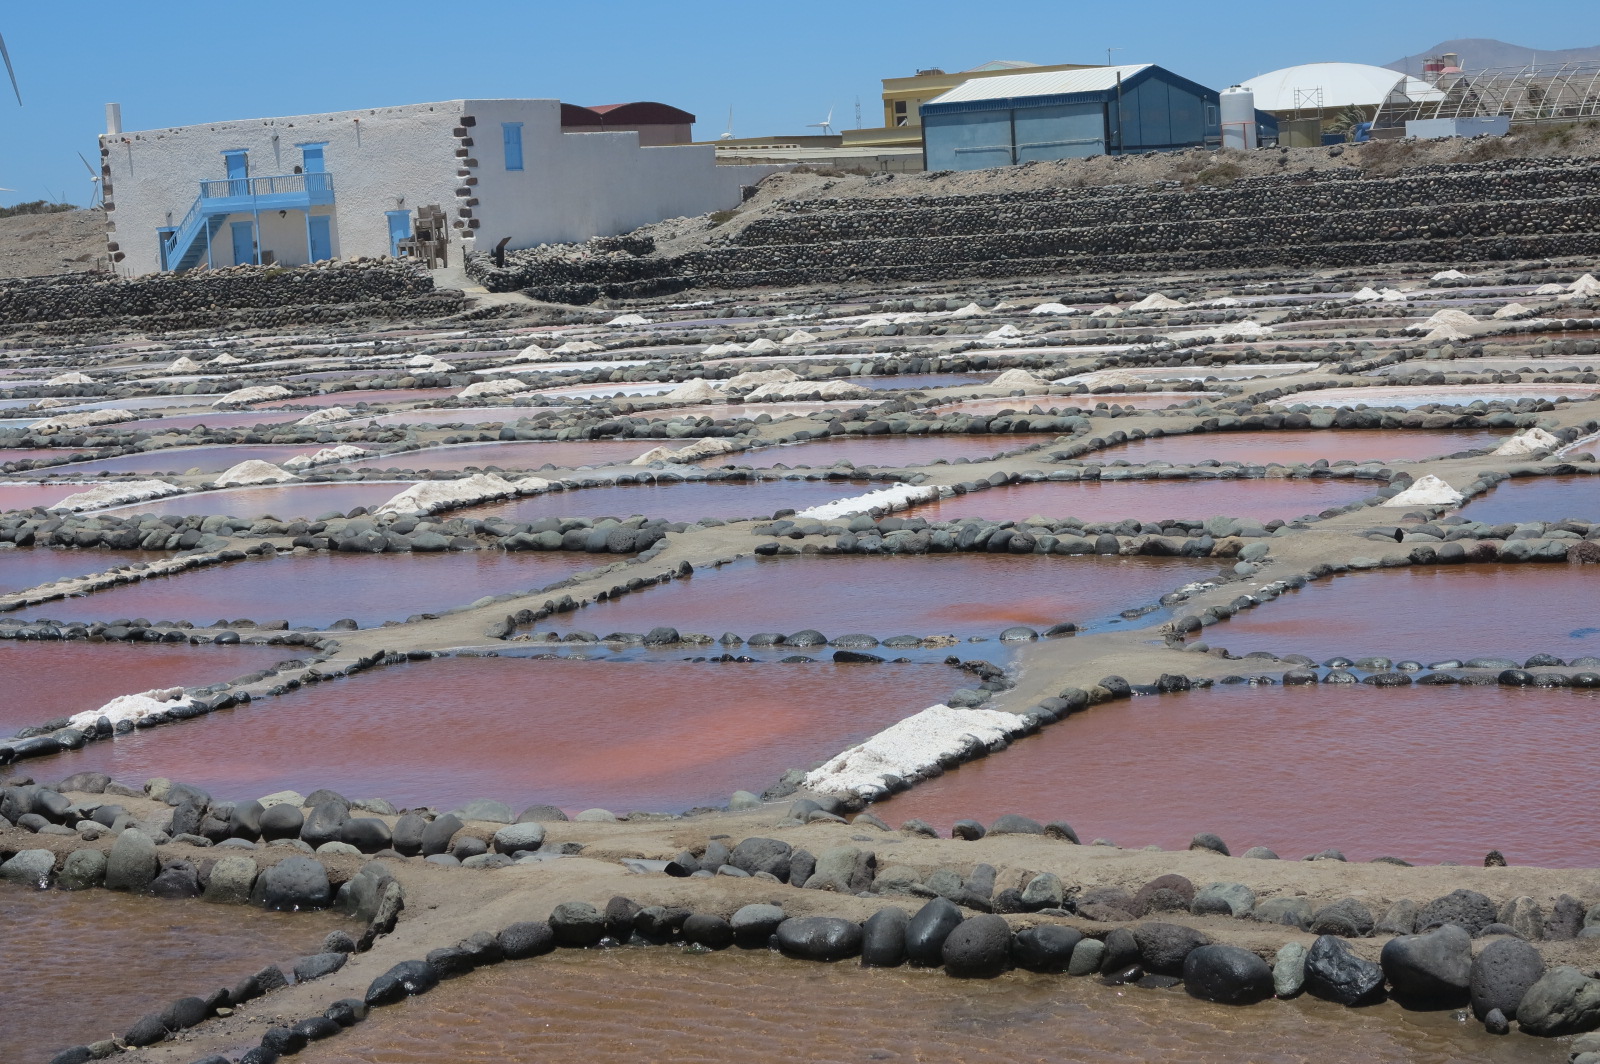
[1239,63,1445,112]
[925,65,1154,106]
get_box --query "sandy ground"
[0,208,108,279]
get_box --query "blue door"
[307,215,332,262]
[230,220,256,266]
[300,144,329,195]
[386,210,411,257]
[224,150,248,196]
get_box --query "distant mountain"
[1387,38,1600,75]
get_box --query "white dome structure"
[1239,62,1445,112]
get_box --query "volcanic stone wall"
[496,156,1600,302]
[0,261,458,331]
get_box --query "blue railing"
[199,172,334,199]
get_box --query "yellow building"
[856,59,1100,147]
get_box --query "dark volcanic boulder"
[1132,874,1195,917]
[1011,924,1082,974]
[419,813,463,857]
[1132,921,1210,976]
[861,907,909,968]
[497,921,555,960]
[339,818,392,854]
[775,917,862,962]
[549,902,606,947]
[1184,944,1275,1005]
[728,837,793,879]
[1311,898,1375,937]
[1380,925,1471,1008]
[1517,966,1600,1036]
[364,960,439,1007]
[942,914,1012,978]
[300,800,349,847]
[391,813,428,856]
[1417,889,1498,936]
[1471,937,1546,1021]
[1304,935,1385,1006]
[251,857,330,911]
[905,897,965,967]
[681,913,734,950]
[258,803,304,841]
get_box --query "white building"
[99,98,782,277]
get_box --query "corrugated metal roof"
[925,64,1153,106]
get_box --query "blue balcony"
[163,172,335,272]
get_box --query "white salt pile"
[215,460,296,488]
[32,410,135,433]
[46,371,93,385]
[214,385,290,407]
[376,473,517,515]
[744,379,872,401]
[457,379,529,400]
[631,438,740,465]
[661,379,723,402]
[606,313,650,326]
[68,690,190,731]
[1029,302,1078,315]
[724,368,799,390]
[283,445,369,470]
[295,407,352,427]
[52,480,185,512]
[1382,474,1465,508]
[795,483,940,521]
[802,703,1032,801]
[1492,427,1562,457]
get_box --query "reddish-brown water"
[270,387,456,407]
[1200,565,1599,662]
[0,547,167,595]
[468,479,863,524]
[41,551,609,629]
[699,435,1053,469]
[1457,476,1600,524]
[53,658,961,812]
[0,883,349,1064]
[51,444,324,475]
[102,482,410,519]
[1095,428,1511,467]
[302,947,1559,1064]
[886,683,1600,866]
[538,554,1220,640]
[0,641,290,735]
[0,482,101,512]
[855,372,995,390]
[368,439,709,471]
[907,478,1373,524]
[935,395,1219,416]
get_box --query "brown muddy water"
[883,683,1600,867]
[38,550,611,629]
[1456,476,1600,524]
[48,658,961,813]
[534,554,1221,641]
[99,481,411,519]
[1092,428,1511,467]
[467,479,863,524]
[1196,565,1599,663]
[301,946,1561,1064]
[0,882,350,1064]
[699,435,1054,469]
[0,641,290,736]
[905,478,1373,524]
[0,546,167,595]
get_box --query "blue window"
[502,122,524,171]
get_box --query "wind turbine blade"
[0,32,19,105]
[77,151,97,176]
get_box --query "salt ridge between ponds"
[375,473,550,515]
[52,479,185,512]
[795,484,940,521]
[803,703,1031,800]
[283,444,370,470]
[214,385,291,407]
[69,689,190,731]
[295,407,352,427]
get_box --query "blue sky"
[2,0,1594,207]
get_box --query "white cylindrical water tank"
[1220,86,1257,150]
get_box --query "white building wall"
[463,99,781,251]
[103,101,464,276]
[103,98,783,276]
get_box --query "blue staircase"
[161,172,336,272]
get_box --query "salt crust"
[1492,303,1534,319]
[1493,427,1562,457]
[1382,474,1465,508]
[166,356,203,372]
[1090,304,1123,317]
[553,340,604,355]
[986,368,1050,393]
[660,379,722,402]
[214,385,291,407]
[802,703,1031,800]
[283,445,369,470]
[744,338,781,354]
[795,483,940,521]
[375,473,549,515]
[630,438,740,465]
[1409,308,1479,334]
[606,314,650,326]
[456,379,529,400]
[68,689,190,731]
[52,480,185,512]
[46,372,93,385]
[780,330,817,346]
[207,353,246,366]
[1166,319,1275,344]
[947,303,988,318]
[1030,302,1077,315]
[294,407,352,427]
[725,368,799,390]
[984,324,1024,340]
[744,379,873,401]
[1432,269,1471,281]
[32,409,134,433]
[1129,292,1186,311]
[216,460,296,488]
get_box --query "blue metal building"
[921,64,1223,171]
